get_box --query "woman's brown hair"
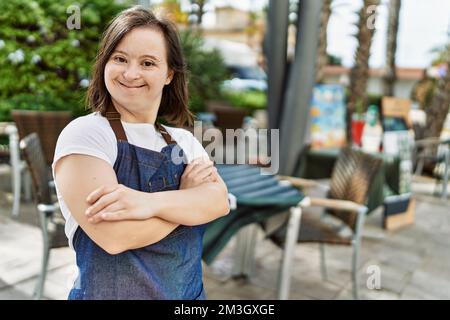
[86,6,193,127]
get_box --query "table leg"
[232,223,259,278]
[277,205,303,300]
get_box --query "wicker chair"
[12,110,72,166]
[19,133,68,300]
[276,147,383,299]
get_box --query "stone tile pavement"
[0,176,449,300]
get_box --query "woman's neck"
[111,99,158,124]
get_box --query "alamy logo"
[169,121,280,175]
[366,265,381,290]
[66,5,81,30]
[366,4,378,30]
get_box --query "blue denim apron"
[68,107,206,300]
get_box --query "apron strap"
[105,104,176,145]
[105,104,128,142]
[154,122,177,145]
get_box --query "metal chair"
[0,122,31,217]
[19,133,68,300]
[276,147,382,299]
[413,137,450,199]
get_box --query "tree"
[383,0,401,97]
[158,0,189,25]
[423,44,450,138]
[346,0,380,142]
[179,29,228,113]
[315,0,333,84]
[0,0,131,121]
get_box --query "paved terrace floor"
[0,175,449,300]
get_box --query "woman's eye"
[114,56,126,63]
[143,61,155,67]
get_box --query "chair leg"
[441,150,449,199]
[352,242,360,300]
[34,212,50,300]
[277,206,302,300]
[319,243,328,281]
[34,242,50,300]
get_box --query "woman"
[52,6,230,300]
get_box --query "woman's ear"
[165,70,174,85]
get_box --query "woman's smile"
[117,80,147,90]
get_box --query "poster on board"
[310,84,346,149]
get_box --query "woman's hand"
[179,157,218,190]
[85,184,153,223]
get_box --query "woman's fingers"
[183,157,204,176]
[89,210,128,223]
[87,202,124,223]
[96,210,128,222]
[184,157,213,176]
[86,184,118,204]
[85,187,120,217]
[195,166,217,181]
[188,162,214,178]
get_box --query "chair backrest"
[19,133,52,204]
[327,147,383,230]
[11,110,72,166]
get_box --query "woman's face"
[104,27,173,115]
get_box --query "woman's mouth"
[118,81,146,89]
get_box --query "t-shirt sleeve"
[183,130,210,163]
[52,117,116,176]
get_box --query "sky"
[156,0,450,68]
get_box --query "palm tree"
[383,0,402,97]
[347,0,380,142]
[424,44,450,138]
[316,0,333,84]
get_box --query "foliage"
[0,0,131,121]
[222,90,266,114]
[180,29,228,113]
[327,53,342,66]
[0,1,229,120]
[344,88,382,114]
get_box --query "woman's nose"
[122,63,141,81]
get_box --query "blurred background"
[0,0,449,300]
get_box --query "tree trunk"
[383,0,401,97]
[346,0,380,143]
[191,0,206,26]
[315,0,333,84]
[424,46,450,138]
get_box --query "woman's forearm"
[150,182,230,226]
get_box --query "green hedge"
[0,0,132,121]
[0,1,229,121]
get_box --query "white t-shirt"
[52,112,209,248]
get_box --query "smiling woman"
[104,28,173,118]
[52,6,229,300]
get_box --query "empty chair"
[276,147,383,299]
[19,133,68,299]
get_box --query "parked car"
[202,39,267,92]
[222,64,267,92]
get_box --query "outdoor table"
[294,147,401,213]
[202,164,306,299]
